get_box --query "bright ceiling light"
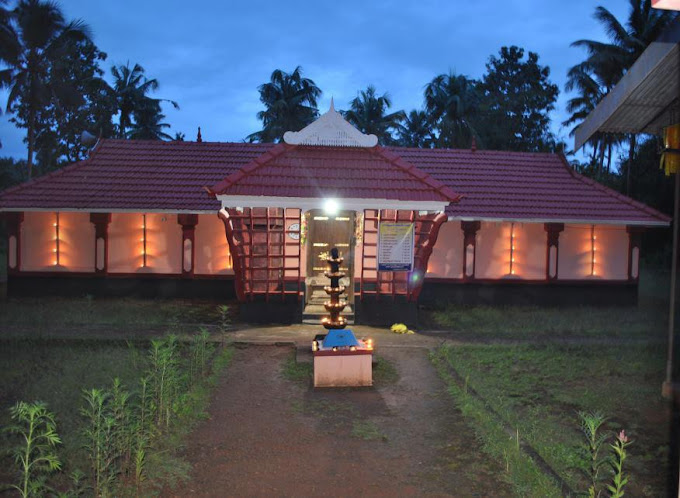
[323,198,340,215]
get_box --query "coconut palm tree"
[1,0,91,178]
[563,66,613,172]
[0,0,17,86]
[396,109,434,148]
[247,66,321,143]
[126,100,173,140]
[569,0,677,190]
[424,72,480,148]
[110,62,178,139]
[343,86,404,145]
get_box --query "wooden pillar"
[2,212,24,274]
[544,223,564,281]
[461,221,480,281]
[90,213,111,274]
[178,214,199,278]
[626,226,644,282]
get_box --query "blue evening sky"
[0,0,629,160]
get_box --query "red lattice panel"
[221,207,302,301]
[360,209,446,302]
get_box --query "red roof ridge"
[208,143,292,195]
[387,145,555,157]
[0,139,104,200]
[372,146,461,203]
[558,153,671,223]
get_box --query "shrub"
[577,411,633,498]
[5,401,62,498]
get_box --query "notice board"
[378,222,414,271]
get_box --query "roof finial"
[197,126,203,143]
[329,97,335,113]
[471,135,477,152]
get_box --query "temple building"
[0,105,670,323]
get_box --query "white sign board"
[378,222,414,271]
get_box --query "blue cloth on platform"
[322,328,359,348]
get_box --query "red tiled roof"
[392,147,670,225]
[209,144,460,203]
[0,140,269,212]
[0,139,670,225]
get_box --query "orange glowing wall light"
[53,212,60,266]
[141,214,147,267]
[590,225,597,276]
[509,222,516,275]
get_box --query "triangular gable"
[282,99,378,147]
[208,143,461,205]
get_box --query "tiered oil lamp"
[321,247,347,330]
[312,247,374,387]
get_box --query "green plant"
[351,420,387,441]
[148,335,182,429]
[373,356,399,384]
[109,379,133,477]
[217,304,231,334]
[579,410,609,496]
[282,354,312,383]
[80,388,116,497]
[190,328,215,383]
[5,401,62,498]
[390,323,414,334]
[56,469,88,498]
[133,441,146,495]
[607,430,632,498]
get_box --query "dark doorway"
[304,210,355,319]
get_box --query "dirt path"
[164,345,511,497]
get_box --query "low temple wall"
[7,212,637,309]
[21,211,95,272]
[426,220,632,282]
[194,213,232,275]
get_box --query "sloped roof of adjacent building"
[0,138,670,226]
[395,147,669,225]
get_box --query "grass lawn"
[426,267,670,341]
[428,265,673,496]
[0,339,144,471]
[0,296,235,337]
[433,342,670,497]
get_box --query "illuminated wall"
[475,222,510,279]
[108,213,182,274]
[194,214,232,275]
[512,223,546,280]
[595,226,628,280]
[426,221,463,279]
[21,211,95,272]
[14,211,633,283]
[558,224,628,280]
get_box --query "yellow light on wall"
[509,222,516,275]
[590,225,596,276]
[141,214,147,267]
[53,212,60,266]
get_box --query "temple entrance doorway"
[303,210,355,322]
